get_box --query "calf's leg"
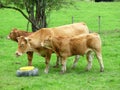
[72,55,80,69]
[44,53,51,74]
[95,50,104,72]
[53,56,61,68]
[61,57,67,74]
[86,51,93,71]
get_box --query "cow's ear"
[13,28,17,32]
[17,37,20,41]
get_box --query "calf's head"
[15,36,31,57]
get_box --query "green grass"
[0,1,120,90]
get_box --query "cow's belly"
[71,48,92,56]
[34,48,47,57]
[38,50,46,57]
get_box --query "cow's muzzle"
[40,42,44,47]
[7,36,10,39]
[15,51,22,57]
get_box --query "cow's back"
[51,33,100,56]
[28,22,89,39]
[70,33,101,55]
[27,22,89,49]
[51,22,89,36]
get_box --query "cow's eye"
[44,40,48,42]
[10,32,12,35]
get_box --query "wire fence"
[48,15,120,34]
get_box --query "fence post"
[72,16,74,24]
[98,16,101,34]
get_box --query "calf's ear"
[25,37,31,42]
[48,36,52,40]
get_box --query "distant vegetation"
[0,1,120,37]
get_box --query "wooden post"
[98,16,101,34]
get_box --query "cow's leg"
[86,51,93,71]
[53,56,61,68]
[44,53,51,74]
[61,57,67,74]
[95,50,104,72]
[27,52,33,66]
[72,55,80,69]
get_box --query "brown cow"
[15,22,89,73]
[7,28,33,66]
[42,33,104,73]
[7,28,32,42]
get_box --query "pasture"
[0,1,120,90]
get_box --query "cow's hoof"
[85,69,89,72]
[16,66,39,77]
[28,64,32,66]
[53,65,59,68]
[44,70,49,74]
[85,68,91,71]
[60,71,65,74]
[100,69,104,72]
[71,66,76,69]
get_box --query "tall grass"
[0,1,120,90]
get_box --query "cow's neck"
[27,42,34,51]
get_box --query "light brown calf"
[42,33,104,73]
[15,22,89,73]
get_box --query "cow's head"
[15,36,32,57]
[7,28,19,42]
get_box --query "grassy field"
[0,1,120,90]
